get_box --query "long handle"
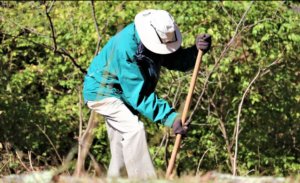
[166,50,203,178]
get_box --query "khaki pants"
[87,97,157,179]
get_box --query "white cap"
[134,9,182,54]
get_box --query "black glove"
[172,118,190,137]
[195,34,212,54]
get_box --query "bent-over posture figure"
[83,9,211,179]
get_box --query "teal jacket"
[83,23,198,127]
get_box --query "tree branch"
[3,7,87,74]
[46,0,55,13]
[233,68,261,176]
[56,48,87,74]
[90,0,101,55]
[227,1,253,46]
[74,110,98,176]
[15,151,31,172]
[88,152,102,176]
[0,14,50,38]
[28,151,34,171]
[11,32,86,74]
[35,124,63,164]
[188,1,254,123]
[231,57,283,176]
[218,119,234,173]
[219,2,237,25]
[172,75,183,108]
[76,87,84,176]
[152,133,167,161]
[45,1,57,52]
[196,148,210,175]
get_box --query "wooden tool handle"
[166,50,203,179]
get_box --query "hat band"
[150,24,177,44]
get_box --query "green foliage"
[0,1,299,177]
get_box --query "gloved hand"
[195,34,212,54]
[172,118,190,137]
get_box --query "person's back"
[83,23,139,102]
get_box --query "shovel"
[166,50,203,179]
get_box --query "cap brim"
[134,10,182,55]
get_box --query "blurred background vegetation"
[0,1,299,177]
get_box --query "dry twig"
[233,68,261,176]
[35,124,63,164]
[152,133,167,161]
[28,151,34,171]
[189,1,254,123]
[219,2,237,25]
[196,148,210,175]
[15,151,31,172]
[233,58,283,175]
[90,0,101,55]
[88,152,102,177]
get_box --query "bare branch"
[90,1,119,56]
[218,119,234,173]
[196,148,210,175]
[45,2,57,52]
[233,68,261,176]
[0,14,50,38]
[0,161,9,173]
[46,0,55,13]
[90,0,101,55]
[172,75,183,108]
[79,89,84,141]
[260,58,283,77]
[76,87,84,176]
[186,2,255,176]
[28,151,34,171]
[152,133,167,161]
[241,18,273,32]
[228,1,253,46]
[35,124,63,164]
[189,1,254,123]
[230,58,282,175]
[219,2,237,25]
[74,110,98,176]
[88,152,102,176]
[2,15,87,74]
[15,151,31,172]
[55,48,87,74]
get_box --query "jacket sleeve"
[161,45,198,72]
[118,57,177,127]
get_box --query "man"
[83,9,211,179]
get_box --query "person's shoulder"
[120,23,135,33]
[113,23,139,59]
[114,23,136,42]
